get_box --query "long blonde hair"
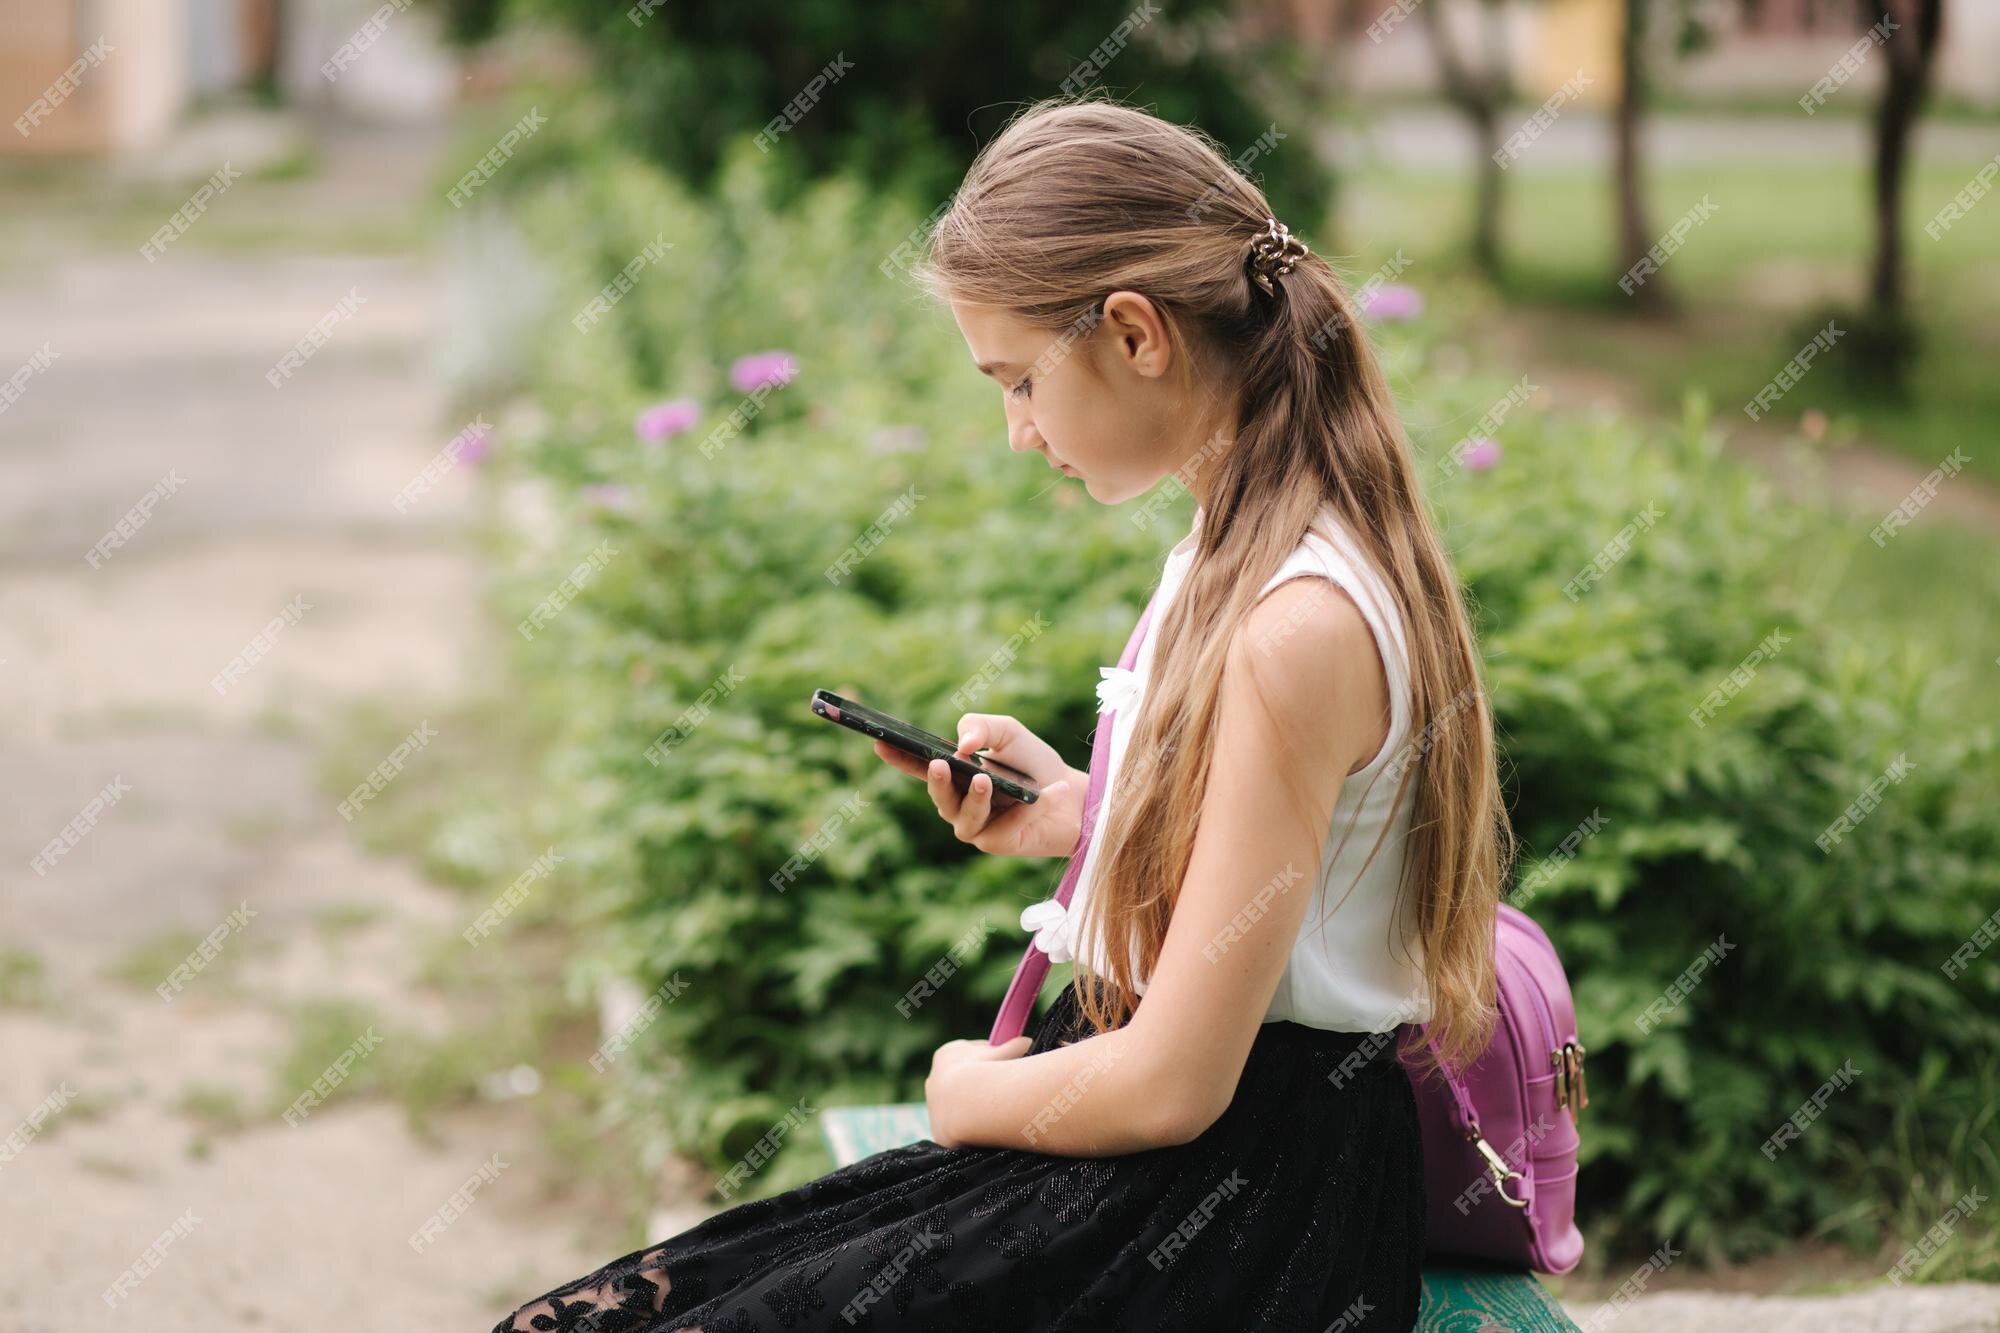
[915,96,1510,1080]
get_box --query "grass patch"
[0,947,48,1007]
[103,923,256,998]
[313,900,386,936]
[175,1081,253,1135]
[1342,151,2000,485]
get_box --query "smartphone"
[810,689,1041,805]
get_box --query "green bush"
[470,139,2000,1272]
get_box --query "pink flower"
[635,398,700,444]
[729,351,799,394]
[1459,437,1502,471]
[456,427,493,465]
[581,483,633,511]
[1361,284,1424,321]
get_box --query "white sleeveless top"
[1048,501,1434,1033]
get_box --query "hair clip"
[1247,216,1309,297]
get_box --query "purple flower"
[729,351,799,394]
[456,425,493,465]
[635,397,701,444]
[1361,284,1424,321]
[1459,437,1502,471]
[581,483,633,511]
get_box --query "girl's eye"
[1009,376,1032,400]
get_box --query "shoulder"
[1225,572,1390,780]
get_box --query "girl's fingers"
[955,771,992,838]
[927,758,963,821]
[874,739,928,779]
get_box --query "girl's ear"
[1100,290,1172,380]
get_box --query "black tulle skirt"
[491,983,1426,1332]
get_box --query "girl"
[493,96,1508,1333]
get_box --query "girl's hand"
[925,1036,1032,1148]
[871,713,1085,858]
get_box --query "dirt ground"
[0,119,636,1332]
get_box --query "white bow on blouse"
[1019,899,1074,963]
[1096,664,1143,716]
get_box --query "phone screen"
[811,691,1041,799]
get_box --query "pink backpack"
[989,590,1587,1275]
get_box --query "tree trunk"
[1867,0,1944,315]
[1614,0,1664,310]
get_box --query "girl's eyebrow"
[975,360,1022,380]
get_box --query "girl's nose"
[1003,399,1040,453]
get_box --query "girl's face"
[950,293,1215,506]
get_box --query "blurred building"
[1,0,454,158]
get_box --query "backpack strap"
[987,591,1160,1044]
